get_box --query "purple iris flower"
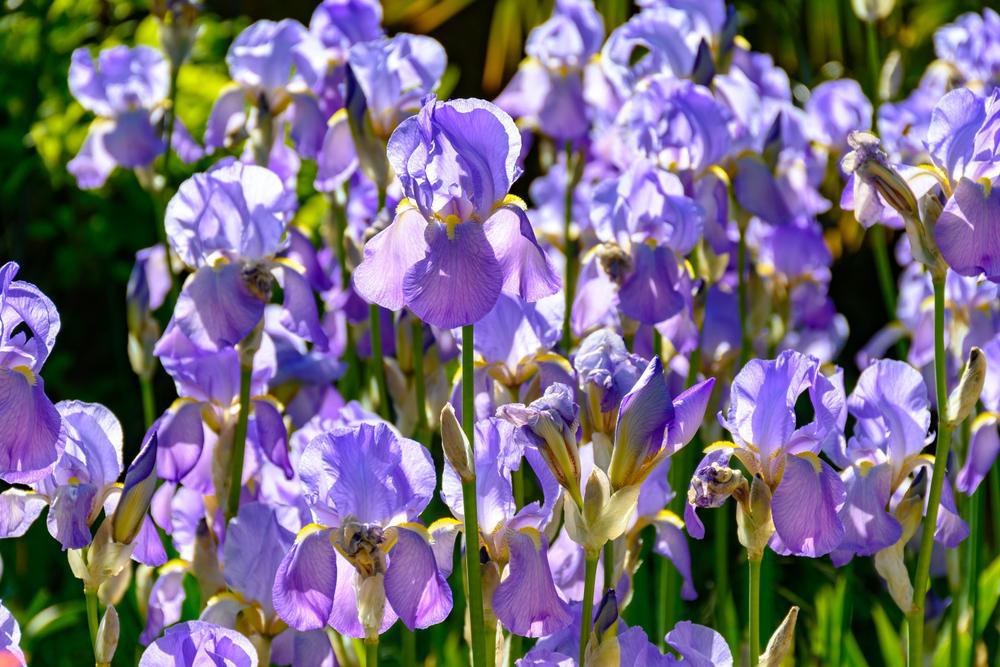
[272,422,451,639]
[441,418,570,637]
[0,601,26,667]
[574,328,646,437]
[292,0,384,118]
[164,161,326,353]
[139,621,259,666]
[0,262,63,484]
[832,359,968,566]
[700,350,848,558]
[496,0,604,141]
[353,97,560,328]
[923,88,1000,282]
[0,401,121,550]
[805,79,872,153]
[933,9,1000,87]
[68,45,202,189]
[313,33,447,193]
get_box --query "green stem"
[864,20,881,105]
[329,194,361,399]
[369,304,390,420]
[365,638,378,667]
[870,226,897,317]
[226,362,253,520]
[737,223,750,368]
[991,465,1000,557]
[461,324,487,667]
[140,376,156,429]
[657,553,677,650]
[652,328,662,359]
[749,555,762,667]
[715,504,738,651]
[579,554,599,664]
[907,275,953,667]
[162,63,180,181]
[966,469,981,666]
[86,589,99,654]
[412,317,428,436]
[561,142,577,354]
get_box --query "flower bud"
[759,605,799,667]
[112,430,158,545]
[95,605,120,667]
[851,0,894,23]
[440,403,474,483]
[736,474,774,561]
[843,132,918,219]
[947,347,986,427]
[687,461,746,509]
[874,494,922,613]
[497,384,583,507]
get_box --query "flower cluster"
[1,1,999,666]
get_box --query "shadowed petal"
[484,205,561,303]
[225,502,295,613]
[0,369,63,484]
[836,462,901,558]
[273,527,338,631]
[618,243,684,325]
[493,529,572,637]
[46,483,97,550]
[384,525,453,629]
[174,264,265,352]
[771,454,845,557]
[0,489,47,538]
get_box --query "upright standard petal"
[609,356,673,490]
[139,621,258,666]
[934,177,1000,282]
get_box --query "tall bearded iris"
[67,45,202,189]
[164,161,325,352]
[0,262,63,484]
[272,422,452,640]
[352,97,560,329]
[688,350,848,558]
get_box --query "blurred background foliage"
[0,0,995,665]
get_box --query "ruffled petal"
[664,620,733,667]
[0,489,47,538]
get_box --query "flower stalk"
[907,274,952,666]
[579,553,599,665]
[749,554,762,667]
[369,304,390,420]
[461,324,487,667]
[226,360,254,521]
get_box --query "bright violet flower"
[832,359,968,566]
[272,422,451,640]
[313,32,447,193]
[700,350,848,558]
[139,621,258,666]
[353,97,560,328]
[574,328,646,437]
[164,161,326,353]
[805,79,872,152]
[496,0,604,140]
[932,9,1000,87]
[67,45,202,189]
[0,262,63,484]
[441,418,569,637]
[0,601,25,667]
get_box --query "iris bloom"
[440,418,570,638]
[353,97,560,329]
[272,422,451,640]
[139,621,259,666]
[0,601,25,667]
[0,262,63,484]
[495,0,604,141]
[68,45,202,189]
[164,161,326,353]
[830,360,968,580]
[688,350,847,558]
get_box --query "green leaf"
[870,603,904,667]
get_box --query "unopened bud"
[112,430,158,545]
[584,469,610,528]
[736,474,774,561]
[759,605,799,667]
[851,0,893,23]
[95,605,120,667]
[947,347,986,427]
[440,403,474,482]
